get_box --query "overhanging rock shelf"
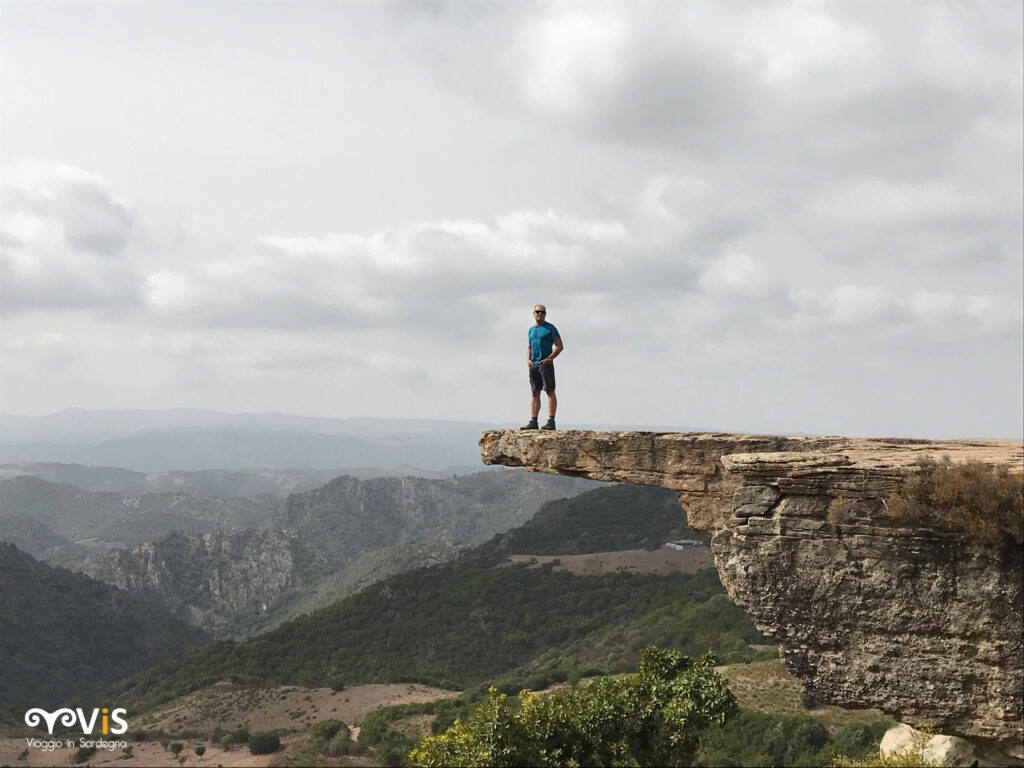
[480,430,1024,758]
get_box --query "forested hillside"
[105,561,766,714]
[0,544,208,708]
[480,483,703,555]
[0,517,69,554]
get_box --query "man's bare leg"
[547,392,557,418]
[531,391,541,420]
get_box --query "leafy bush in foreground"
[409,646,736,767]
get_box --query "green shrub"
[327,730,362,757]
[831,719,891,760]
[310,718,346,742]
[887,457,1023,542]
[248,731,281,755]
[73,745,97,764]
[695,710,829,767]
[410,646,736,767]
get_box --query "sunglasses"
[534,310,546,314]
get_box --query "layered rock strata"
[480,430,1024,758]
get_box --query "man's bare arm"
[543,337,563,363]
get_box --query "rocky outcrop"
[71,528,326,635]
[481,430,1024,759]
[880,723,1019,767]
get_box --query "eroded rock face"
[480,430,1024,757]
[72,528,325,635]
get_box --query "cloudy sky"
[1,1,1021,439]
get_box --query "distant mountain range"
[0,409,707,472]
[2,469,598,636]
[0,462,473,496]
[0,475,278,545]
[0,410,509,472]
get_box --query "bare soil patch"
[134,681,459,735]
[505,546,713,576]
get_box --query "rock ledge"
[480,430,1023,757]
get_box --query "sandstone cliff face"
[480,430,1023,758]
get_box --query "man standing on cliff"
[522,304,563,430]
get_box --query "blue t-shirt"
[529,322,560,364]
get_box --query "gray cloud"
[0,161,142,313]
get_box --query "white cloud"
[798,176,1018,265]
[699,253,780,299]
[789,284,1021,339]
[0,160,142,313]
[827,285,905,326]
[514,9,629,118]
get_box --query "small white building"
[664,539,707,550]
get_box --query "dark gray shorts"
[529,362,555,393]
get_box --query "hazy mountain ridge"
[10,470,597,637]
[0,411,514,472]
[0,410,707,472]
[0,461,480,497]
[0,476,126,541]
[0,475,278,545]
[0,462,333,496]
[277,471,596,568]
[0,517,70,554]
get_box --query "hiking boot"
[540,418,556,430]
[520,418,539,430]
